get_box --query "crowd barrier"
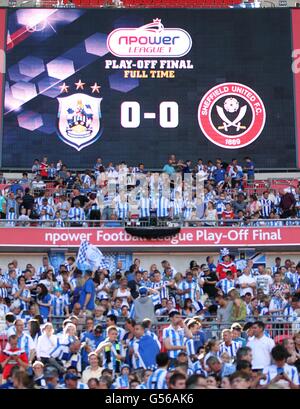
[0,218,299,228]
[0,317,299,353]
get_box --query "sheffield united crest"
[198,82,266,149]
[57,82,103,151]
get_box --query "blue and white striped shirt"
[216,200,226,215]
[54,218,65,227]
[50,341,82,372]
[149,281,169,303]
[183,200,195,220]
[39,214,53,225]
[12,287,31,310]
[177,280,201,302]
[17,333,35,359]
[114,375,129,389]
[171,199,183,217]
[192,361,207,376]
[51,295,66,316]
[162,325,185,359]
[156,197,170,218]
[262,364,299,386]
[48,167,57,178]
[98,339,124,372]
[0,303,9,316]
[147,368,168,389]
[284,271,297,288]
[259,198,273,218]
[7,211,16,226]
[82,174,91,186]
[216,278,236,295]
[0,278,8,299]
[68,207,85,221]
[269,297,286,318]
[117,201,129,220]
[218,340,240,359]
[283,304,298,322]
[139,197,151,218]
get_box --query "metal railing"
[0,218,299,228]
[47,316,300,340]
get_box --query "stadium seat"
[274,334,291,344]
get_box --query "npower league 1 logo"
[107,19,192,58]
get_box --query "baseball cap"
[227,287,236,294]
[32,360,44,368]
[139,286,148,297]
[231,322,242,331]
[65,373,80,381]
[202,265,209,272]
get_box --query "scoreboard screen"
[1,8,300,168]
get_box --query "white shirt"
[255,274,273,295]
[36,333,58,359]
[247,335,275,370]
[81,366,103,384]
[238,274,256,296]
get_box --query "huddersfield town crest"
[57,93,103,151]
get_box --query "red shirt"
[216,262,237,280]
[39,162,48,178]
[0,348,28,380]
[222,210,234,219]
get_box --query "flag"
[76,240,108,271]
[138,335,160,370]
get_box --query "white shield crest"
[57,93,103,151]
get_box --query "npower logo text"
[107,19,192,58]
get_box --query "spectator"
[36,284,52,320]
[215,294,233,324]
[79,270,96,315]
[95,326,125,375]
[168,372,186,389]
[32,360,46,388]
[280,190,296,219]
[130,287,156,323]
[163,310,192,367]
[247,321,275,371]
[0,335,28,382]
[229,371,251,389]
[81,352,103,384]
[36,322,57,364]
[261,344,299,389]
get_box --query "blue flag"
[138,335,160,370]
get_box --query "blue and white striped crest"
[57,93,103,151]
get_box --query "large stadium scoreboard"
[0,8,300,168]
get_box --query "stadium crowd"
[0,251,300,389]
[0,155,299,226]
